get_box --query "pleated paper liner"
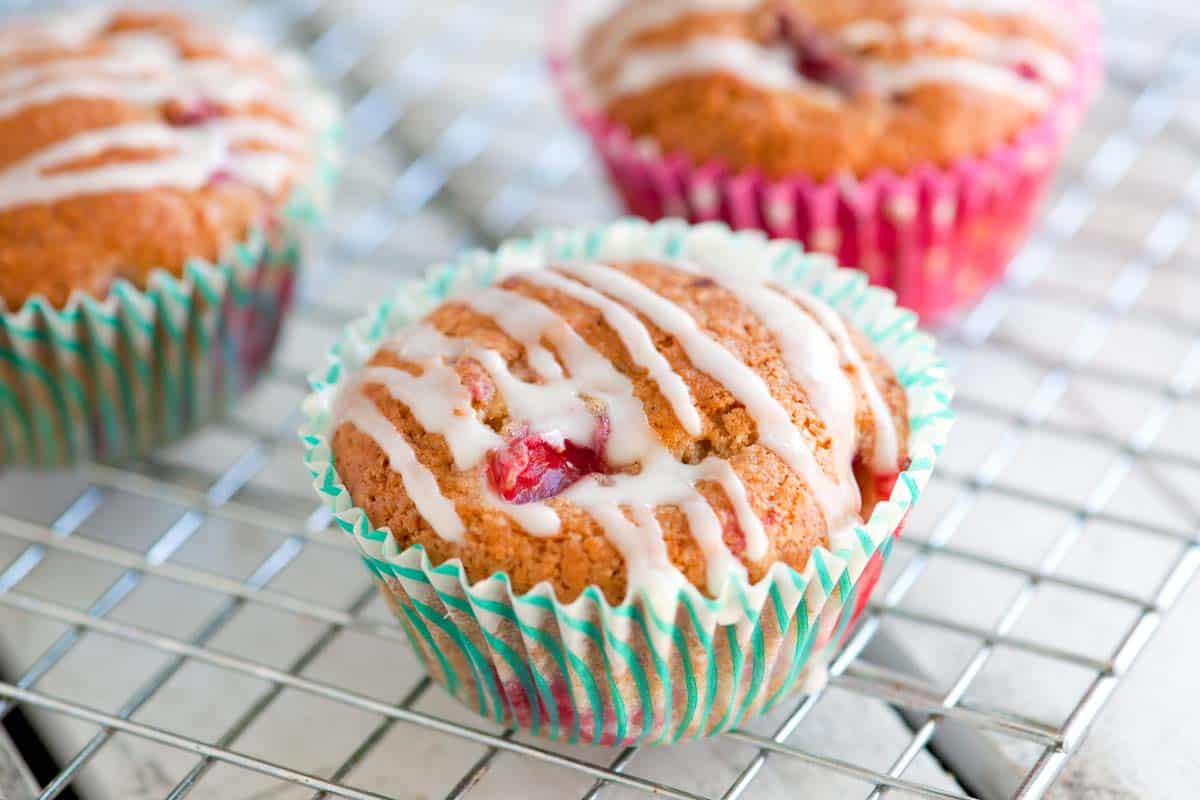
[548,0,1102,324]
[0,79,342,467]
[302,219,953,745]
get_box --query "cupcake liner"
[301,218,954,745]
[548,1,1103,324]
[0,78,341,467]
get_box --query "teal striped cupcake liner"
[301,218,954,745]
[0,76,341,468]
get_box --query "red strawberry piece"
[1013,61,1041,81]
[164,97,222,126]
[720,507,746,557]
[487,417,610,504]
[590,411,611,454]
[206,168,235,187]
[456,357,495,406]
[770,9,865,97]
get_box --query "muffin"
[303,219,953,744]
[551,0,1101,322]
[0,7,338,465]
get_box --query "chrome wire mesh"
[0,1,1198,799]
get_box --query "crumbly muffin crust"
[332,259,909,604]
[0,9,315,308]
[576,0,1080,179]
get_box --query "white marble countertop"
[1,1,1199,798]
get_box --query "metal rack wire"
[0,1,1197,798]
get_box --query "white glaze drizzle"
[581,1,1071,110]
[466,288,565,382]
[585,0,761,70]
[521,268,703,435]
[787,290,900,474]
[0,118,304,212]
[464,287,652,466]
[382,323,565,538]
[0,62,286,120]
[594,33,1051,109]
[679,493,739,591]
[356,363,501,469]
[0,30,285,103]
[554,261,845,524]
[385,321,594,463]
[593,35,840,107]
[563,450,766,594]
[922,0,1076,40]
[868,55,1051,108]
[587,504,680,592]
[468,286,764,590]
[667,259,861,506]
[0,14,307,212]
[0,7,112,58]
[334,384,467,544]
[336,260,901,598]
[839,17,1073,87]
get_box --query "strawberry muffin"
[553,0,1101,321]
[0,7,338,465]
[304,220,953,745]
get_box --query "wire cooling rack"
[1,1,1199,799]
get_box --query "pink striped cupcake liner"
[549,1,1103,324]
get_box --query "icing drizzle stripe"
[592,35,1054,108]
[469,286,762,590]
[554,260,844,525]
[787,289,900,474]
[667,258,862,507]
[594,36,840,107]
[581,2,1073,109]
[0,14,309,211]
[523,268,703,435]
[839,17,1073,88]
[335,387,467,544]
[0,119,304,211]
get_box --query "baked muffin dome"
[0,8,317,308]
[575,0,1080,179]
[331,258,908,604]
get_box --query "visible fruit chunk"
[1013,61,1041,81]
[206,168,235,186]
[456,357,496,406]
[767,9,865,97]
[719,507,746,557]
[164,97,222,126]
[487,417,609,504]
